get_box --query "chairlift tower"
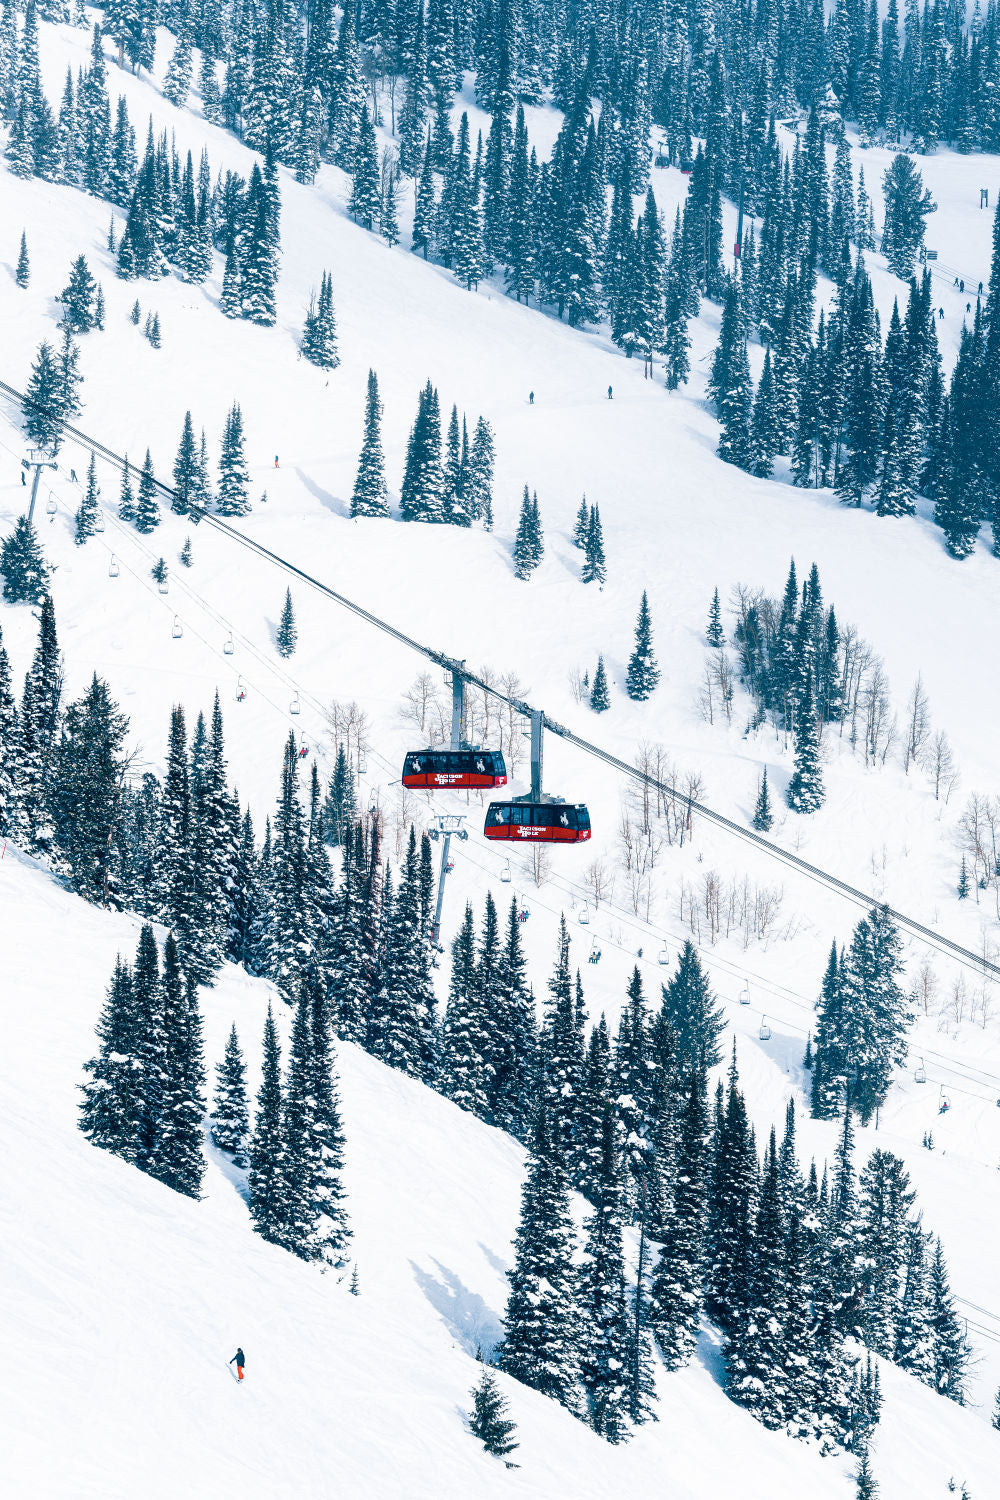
[428,664,468,945]
[23,449,58,526]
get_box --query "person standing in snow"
[230,1347,246,1381]
[528,391,534,405]
[607,385,613,400]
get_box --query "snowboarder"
[230,1348,246,1381]
[528,391,534,405]
[607,385,613,400]
[938,307,944,319]
[960,279,965,293]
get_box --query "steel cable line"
[453,792,1000,1092]
[2,376,998,985]
[20,414,1000,1332]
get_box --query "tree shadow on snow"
[203,1124,250,1205]
[693,1319,727,1387]
[409,1258,502,1357]
[476,1241,509,1279]
[295,467,349,518]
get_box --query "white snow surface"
[4,846,1000,1500]
[2,14,1000,1496]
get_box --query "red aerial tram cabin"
[402,749,507,791]
[484,801,592,844]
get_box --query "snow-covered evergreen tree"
[131,449,159,533]
[650,1070,708,1368]
[50,673,128,903]
[276,588,297,658]
[217,403,250,516]
[248,1002,284,1245]
[60,254,97,332]
[786,674,824,813]
[498,1109,582,1414]
[625,591,659,700]
[351,370,389,518]
[441,903,492,1118]
[466,416,495,526]
[661,941,725,1070]
[706,588,724,647]
[881,155,936,277]
[348,105,380,230]
[582,505,606,585]
[927,1238,970,1403]
[211,1022,249,1166]
[306,977,351,1266]
[590,656,610,712]
[162,31,193,109]
[578,1103,634,1441]
[15,231,30,288]
[78,956,140,1161]
[512,486,543,579]
[469,1362,519,1458]
[23,340,64,452]
[301,271,339,369]
[752,768,774,832]
[1,519,50,604]
[149,932,205,1199]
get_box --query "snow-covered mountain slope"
[3,846,999,1500]
[4,14,1000,1493]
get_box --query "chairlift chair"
[235,676,246,702]
[46,494,57,516]
[914,1058,927,1084]
[223,632,235,656]
[171,615,183,639]
[938,1085,951,1114]
[758,1015,772,1041]
[445,856,455,873]
[578,905,590,926]
[157,576,169,595]
[657,946,671,966]
[289,693,301,716]
[739,983,751,1006]
[94,511,105,533]
[108,554,120,578]
[357,750,368,775]
[501,860,512,883]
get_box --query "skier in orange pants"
[230,1347,245,1381]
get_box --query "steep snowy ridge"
[4,846,1000,1500]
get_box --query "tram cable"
[2,377,998,985]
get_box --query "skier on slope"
[230,1347,246,1381]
